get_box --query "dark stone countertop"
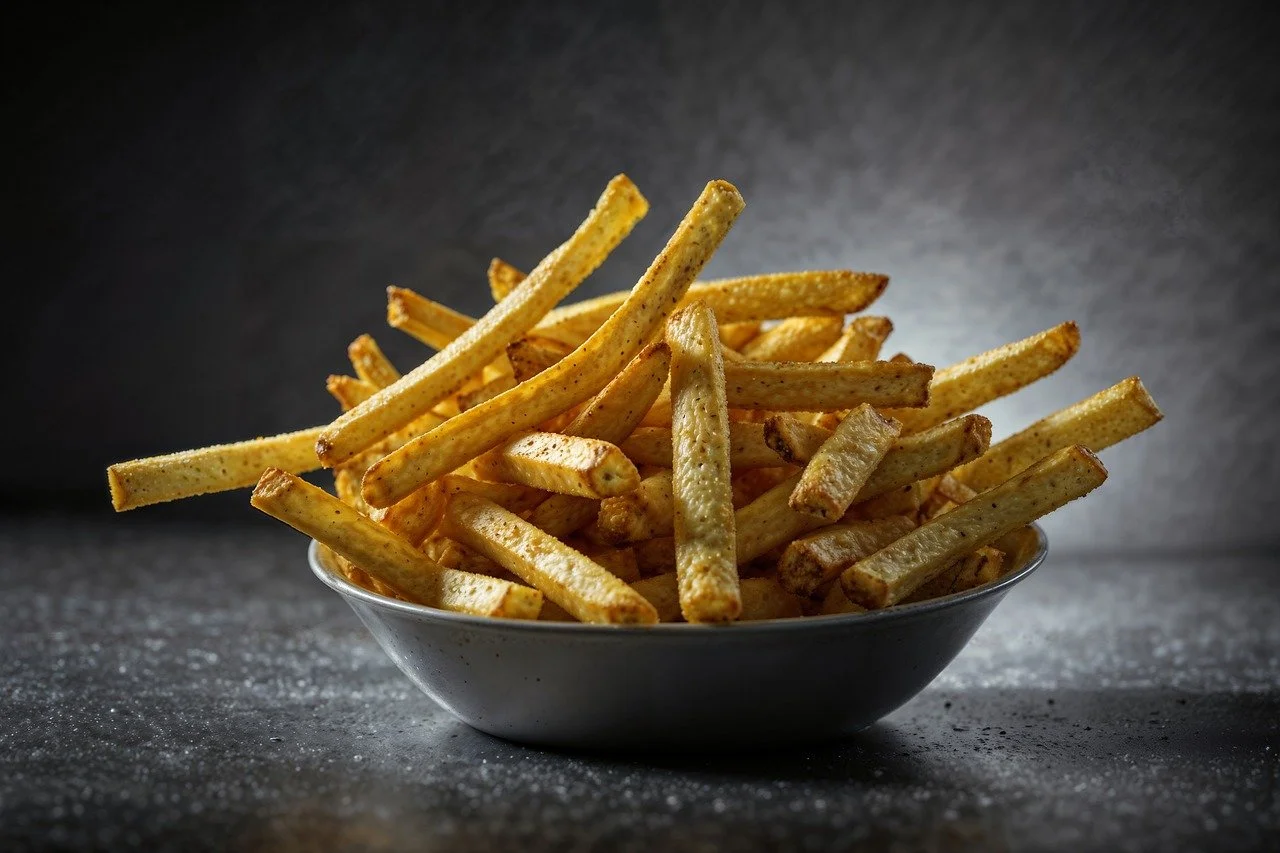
[2,517,1277,851]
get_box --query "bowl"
[309,525,1047,750]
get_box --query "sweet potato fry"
[777,515,917,596]
[470,432,640,498]
[789,404,902,520]
[841,445,1107,608]
[347,334,401,389]
[740,316,844,361]
[487,257,526,302]
[722,360,933,411]
[619,422,784,469]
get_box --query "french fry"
[719,321,762,351]
[885,322,1081,434]
[566,539,641,583]
[370,481,445,547]
[442,491,658,625]
[619,422,785,469]
[251,469,541,618]
[992,526,1041,572]
[740,316,844,361]
[721,360,933,411]
[469,432,640,498]
[457,374,517,411]
[902,547,1004,603]
[738,577,805,620]
[333,467,373,514]
[629,573,684,622]
[561,341,672,443]
[953,376,1163,492]
[634,535,677,576]
[841,445,1107,608]
[525,494,599,538]
[534,269,888,346]
[818,316,894,363]
[328,375,378,411]
[347,334,400,388]
[731,466,797,508]
[667,302,741,622]
[319,175,649,467]
[788,404,902,520]
[506,336,573,382]
[386,286,478,351]
[361,180,744,507]
[596,470,675,545]
[777,515,917,596]
[487,257,526,302]
[849,481,925,520]
[108,427,325,512]
[820,583,866,615]
[438,474,546,514]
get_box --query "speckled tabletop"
[2,517,1277,852]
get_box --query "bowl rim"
[308,523,1047,636]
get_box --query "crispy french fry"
[386,286,478,351]
[328,375,378,411]
[731,466,797,508]
[719,321,762,351]
[438,474,546,514]
[818,316,894,363]
[251,469,540,617]
[442,492,658,625]
[777,515,916,596]
[789,404,902,520]
[456,374,517,411]
[885,322,1081,434]
[849,481,925,520]
[470,432,640,498]
[525,494,599,538]
[534,270,888,346]
[488,257,526,302]
[566,539,641,583]
[619,422,784,469]
[992,526,1041,572]
[370,481,445,547]
[902,547,1004,603]
[333,467,373,515]
[348,334,400,389]
[361,180,744,507]
[108,427,325,512]
[722,360,933,411]
[820,583,866,615]
[629,573,683,622]
[506,335,572,382]
[739,577,805,620]
[561,341,672,443]
[596,470,674,545]
[954,376,1163,492]
[667,302,740,622]
[842,445,1107,608]
[319,176,649,467]
[634,536,676,576]
[740,316,844,361]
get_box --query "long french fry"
[251,469,541,618]
[328,375,378,411]
[841,445,1107,608]
[596,470,675,545]
[777,516,917,596]
[442,492,658,625]
[953,376,1162,491]
[534,269,888,346]
[438,474,546,514]
[457,374,517,411]
[719,321,762,351]
[901,546,1004,603]
[667,302,740,622]
[566,539,641,583]
[386,286,478,351]
[629,573,683,622]
[619,422,784,469]
[740,316,844,361]
[108,427,325,512]
[721,360,933,411]
[487,257,526,302]
[885,322,1081,434]
[765,413,990,475]
[469,432,640,498]
[332,466,373,514]
[634,536,677,576]
[627,573,802,622]
[506,336,572,382]
[818,316,893,363]
[348,334,400,388]
[370,481,445,547]
[849,481,925,521]
[361,180,745,507]
[789,404,902,520]
[319,175,649,467]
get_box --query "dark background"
[7,0,1279,552]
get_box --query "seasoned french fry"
[667,302,740,622]
[953,376,1163,491]
[789,404,902,520]
[629,573,683,622]
[534,270,888,346]
[251,469,540,617]
[108,427,325,512]
[561,341,672,443]
[633,536,675,576]
[902,547,1004,603]
[442,492,658,625]
[348,334,401,389]
[470,432,640,498]
[566,539,641,583]
[619,422,785,469]
[596,470,674,545]
[370,481,445,547]
[885,322,1081,434]
[740,316,844,361]
[731,466,797,508]
[842,445,1107,608]
[319,175,649,467]
[849,481,925,520]
[524,494,598,538]
[507,335,573,382]
[386,286,478,351]
[332,467,373,515]
[361,180,744,507]
[820,583,866,615]
[438,474,546,514]
[818,316,894,363]
[777,515,917,596]
[328,375,378,411]
[719,321,762,351]
[739,577,805,620]
[456,374,517,411]
[721,360,933,411]
[487,257,526,302]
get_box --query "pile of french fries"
[107,175,1163,626]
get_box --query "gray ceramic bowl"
[309,525,1047,750]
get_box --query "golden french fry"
[319,176,649,467]
[954,376,1163,492]
[328,375,378,411]
[731,466,797,508]
[524,494,599,538]
[721,360,933,411]
[565,539,641,583]
[333,466,373,515]
[361,180,744,507]
[438,474,546,514]
[777,515,916,596]
[991,526,1041,572]
[740,316,844,361]
[348,334,401,389]
[667,302,740,622]
[738,577,805,620]
[719,321,762,351]
[885,322,1081,434]
[488,257,526,302]
[842,445,1107,608]
[596,470,674,545]
[506,335,573,382]
[457,374,517,411]
[534,270,888,346]
[619,422,785,469]
[789,404,902,520]
[629,573,683,622]
[634,536,676,576]
[108,427,325,512]
[560,341,671,443]
[849,481,925,520]
[442,491,658,625]
[370,481,445,547]
[820,583,866,615]
[902,547,1004,603]
[386,286,478,351]
[818,316,893,363]
[470,432,640,499]
[251,469,540,618]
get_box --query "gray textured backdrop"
[9,1,1279,552]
